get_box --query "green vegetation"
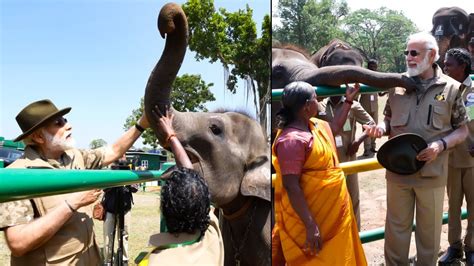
[272,0,418,71]
[182,0,271,130]
[124,74,215,148]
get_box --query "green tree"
[182,0,271,133]
[124,74,215,148]
[273,0,348,52]
[341,8,418,72]
[89,139,107,149]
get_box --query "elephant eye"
[210,124,222,135]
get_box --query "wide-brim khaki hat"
[14,99,71,142]
[377,133,428,175]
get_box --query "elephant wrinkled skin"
[144,3,270,266]
[311,38,364,67]
[271,45,418,141]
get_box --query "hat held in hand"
[377,133,428,175]
[14,99,71,142]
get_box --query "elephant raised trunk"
[144,5,271,264]
[144,2,188,141]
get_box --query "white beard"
[42,130,76,151]
[406,55,430,77]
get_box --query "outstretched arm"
[102,114,150,166]
[150,105,193,169]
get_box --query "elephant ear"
[240,156,271,202]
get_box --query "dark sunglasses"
[52,117,68,127]
[403,48,432,57]
[403,50,421,57]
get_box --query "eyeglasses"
[403,49,432,57]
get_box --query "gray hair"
[407,32,440,61]
[22,135,37,146]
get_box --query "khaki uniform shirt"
[1,145,106,265]
[318,97,374,162]
[384,64,468,187]
[144,211,224,266]
[449,76,474,168]
[359,93,379,113]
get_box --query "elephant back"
[311,39,364,67]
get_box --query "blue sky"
[1,0,270,148]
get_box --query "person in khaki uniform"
[438,48,474,265]
[364,32,469,266]
[317,87,374,230]
[138,106,224,266]
[0,99,149,266]
[359,59,381,157]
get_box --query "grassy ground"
[0,190,161,265]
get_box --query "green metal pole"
[272,84,382,100]
[272,74,474,101]
[0,168,167,203]
[360,208,469,244]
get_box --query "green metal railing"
[272,74,474,100]
[0,162,176,203]
[360,208,468,243]
[272,84,381,100]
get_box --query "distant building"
[125,151,167,170]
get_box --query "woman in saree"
[272,81,367,265]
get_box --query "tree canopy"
[341,8,418,72]
[273,1,417,71]
[273,0,348,53]
[182,0,271,131]
[89,139,107,149]
[124,74,215,148]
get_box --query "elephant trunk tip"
[158,2,185,37]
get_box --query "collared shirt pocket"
[390,111,409,128]
[431,101,450,130]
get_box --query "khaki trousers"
[447,166,474,251]
[346,173,360,230]
[103,211,131,264]
[384,181,444,266]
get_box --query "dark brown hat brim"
[377,133,428,175]
[13,107,71,142]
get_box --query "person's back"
[143,167,224,266]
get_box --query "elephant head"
[272,45,417,91]
[431,7,470,67]
[144,3,270,209]
[271,44,418,143]
[310,38,365,67]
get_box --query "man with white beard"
[363,32,469,265]
[0,99,149,265]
